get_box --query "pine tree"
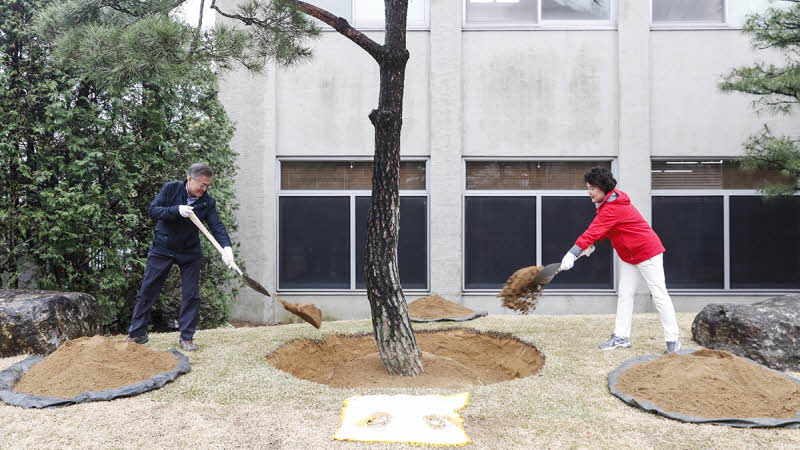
[720,0,800,195]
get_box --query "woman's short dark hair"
[584,167,617,193]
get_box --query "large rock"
[692,295,800,371]
[0,290,103,357]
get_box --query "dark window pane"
[279,197,350,289]
[541,197,614,289]
[652,197,724,289]
[356,197,428,289]
[730,196,800,289]
[464,197,535,289]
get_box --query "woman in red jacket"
[560,167,681,354]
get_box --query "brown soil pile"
[497,265,544,314]
[407,295,475,319]
[616,349,800,419]
[268,328,545,389]
[13,336,178,399]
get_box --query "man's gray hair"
[188,163,214,178]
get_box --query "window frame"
[652,188,800,294]
[276,157,431,293]
[650,0,731,30]
[314,0,431,31]
[462,0,618,30]
[462,157,618,293]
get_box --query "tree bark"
[363,0,422,373]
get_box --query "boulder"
[692,295,800,371]
[0,290,103,357]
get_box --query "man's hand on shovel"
[221,246,235,270]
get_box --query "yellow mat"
[333,392,471,446]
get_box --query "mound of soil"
[13,336,178,399]
[268,328,545,389]
[407,295,475,319]
[615,349,800,419]
[497,265,544,314]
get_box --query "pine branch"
[210,0,383,62]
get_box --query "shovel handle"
[187,212,243,276]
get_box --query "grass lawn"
[0,312,798,448]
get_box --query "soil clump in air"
[407,295,476,319]
[13,336,178,398]
[497,265,544,314]
[615,349,800,419]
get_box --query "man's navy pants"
[128,252,201,341]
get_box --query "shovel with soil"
[187,212,322,329]
[497,252,587,314]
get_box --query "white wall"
[462,31,618,157]
[275,32,430,157]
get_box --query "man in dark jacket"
[126,163,234,351]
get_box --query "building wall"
[219,0,799,323]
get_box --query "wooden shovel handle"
[187,212,243,276]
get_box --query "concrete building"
[217,0,800,324]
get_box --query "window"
[730,196,800,289]
[465,0,612,26]
[307,0,428,29]
[652,159,799,291]
[652,196,724,289]
[464,160,614,290]
[652,0,724,24]
[278,160,429,290]
[279,196,351,289]
[465,196,536,289]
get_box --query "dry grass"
[1,312,799,449]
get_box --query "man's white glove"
[581,244,596,258]
[178,205,194,218]
[560,252,577,272]
[221,246,235,269]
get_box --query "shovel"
[530,250,590,286]
[186,212,322,329]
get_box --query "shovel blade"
[242,274,272,297]
[530,262,561,286]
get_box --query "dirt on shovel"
[497,265,544,314]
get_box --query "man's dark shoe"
[179,339,198,351]
[125,335,149,345]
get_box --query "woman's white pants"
[614,253,680,342]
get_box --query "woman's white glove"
[581,244,596,258]
[178,205,194,218]
[560,252,577,271]
[222,246,235,269]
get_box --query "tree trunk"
[363,0,423,376]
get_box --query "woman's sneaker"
[599,334,631,350]
[666,340,682,354]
